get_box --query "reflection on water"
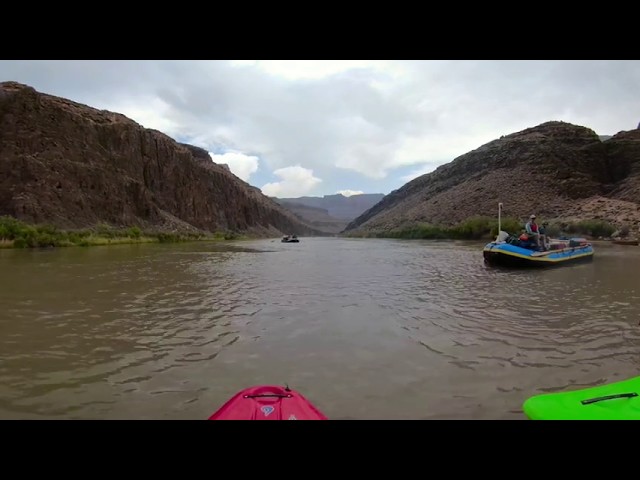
[0,238,639,419]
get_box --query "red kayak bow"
[208,385,328,420]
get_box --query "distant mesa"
[273,193,385,234]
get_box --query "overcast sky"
[2,60,639,198]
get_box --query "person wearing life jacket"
[525,214,543,249]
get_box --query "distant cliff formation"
[270,201,348,234]
[344,121,640,235]
[274,193,385,233]
[277,193,385,219]
[0,82,322,236]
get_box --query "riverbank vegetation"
[0,216,243,249]
[345,216,618,240]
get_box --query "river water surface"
[1,237,639,419]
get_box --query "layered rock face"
[0,82,322,236]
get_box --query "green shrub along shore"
[0,215,621,248]
[345,216,619,241]
[0,216,243,249]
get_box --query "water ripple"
[0,239,639,419]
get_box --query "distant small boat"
[612,239,639,246]
[281,235,300,243]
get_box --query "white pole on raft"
[498,202,503,238]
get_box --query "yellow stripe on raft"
[482,248,593,262]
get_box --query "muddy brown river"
[1,237,639,419]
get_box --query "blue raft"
[483,233,594,268]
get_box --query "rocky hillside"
[344,121,640,236]
[0,82,323,236]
